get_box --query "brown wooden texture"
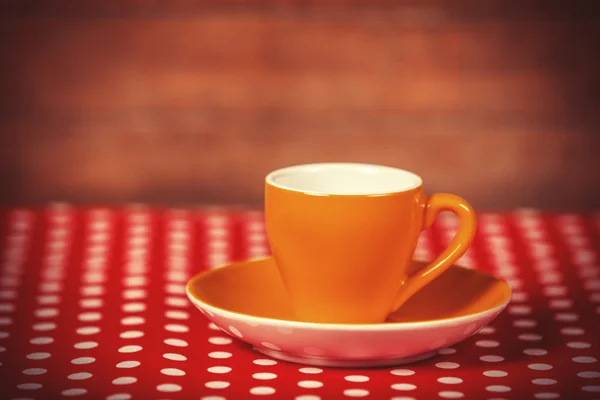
[1,2,599,209]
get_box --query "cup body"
[265,163,425,324]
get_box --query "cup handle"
[390,193,477,313]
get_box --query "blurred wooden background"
[1,0,599,210]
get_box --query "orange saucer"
[186,257,511,367]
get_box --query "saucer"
[186,256,511,367]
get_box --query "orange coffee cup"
[265,163,476,324]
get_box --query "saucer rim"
[185,256,512,331]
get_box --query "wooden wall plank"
[0,3,598,209]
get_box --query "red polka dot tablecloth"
[0,205,599,400]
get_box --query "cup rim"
[265,162,423,196]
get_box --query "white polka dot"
[509,305,532,315]
[438,391,464,399]
[26,352,50,360]
[209,337,232,345]
[121,316,145,326]
[253,359,277,366]
[507,278,523,289]
[38,282,61,293]
[122,289,147,300]
[298,380,323,388]
[208,322,220,330]
[106,393,132,400]
[42,268,65,280]
[483,370,508,377]
[477,326,496,335]
[120,330,144,339]
[390,369,415,376]
[68,372,92,380]
[573,356,597,363]
[539,273,563,284]
[17,383,42,390]
[528,363,553,370]
[512,318,537,328]
[79,298,103,308]
[583,279,600,290]
[76,326,100,335]
[30,337,53,345]
[74,341,98,349]
[112,377,137,385]
[578,371,600,378]
[116,361,140,368]
[554,312,579,322]
[345,375,369,382]
[33,322,56,331]
[128,235,149,246]
[228,325,243,337]
[161,368,185,376]
[62,388,87,396]
[438,348,457,355]
[0,303,15,312]
[534,393,560,399]
[532,379,556,385]
[543,286,567,297]
[250,386,276,395]
[209,351,232,359]
[121,302,146,312]
[391,383,416,391]
[83,272,106,284]
[343,389,369,397]
[34,308,58,318]
[165,297,189,307]
[156,383,182,393]
[22,368,47,375]
[567,341,591,349]
[438,377,463,384]
[164,338,188,347]
[165,284,185,295]
[561,327,584,335]
[0,331,8,339]
[163,353,186,361]
[0,290,17,300]
[523,348,548,356]
[165,310,189,320]
[261,342,281,351]
[253,373,277,380]
[85,257,107,269]
[71,357,95,365]
[436,362,460,369]
[208,366,231,374]
[122,276,147,287]
[205,381,230,389]
[480,355,504,362]
[165,271,188,283]
[118,345,142,353]
[165,324,188,332]
[486,385,511,392]
[295,396,321,400]
[476,340,500,348]
[81,285,104,296]
[78,312,102,322]
[549,299,572,309]
[583,386,600,393]
[578,267,599,279]
[518,333,543,341]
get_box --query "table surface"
[0,205,599,400]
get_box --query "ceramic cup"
[265,163,477,324]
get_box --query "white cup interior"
[266,163,423,195]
